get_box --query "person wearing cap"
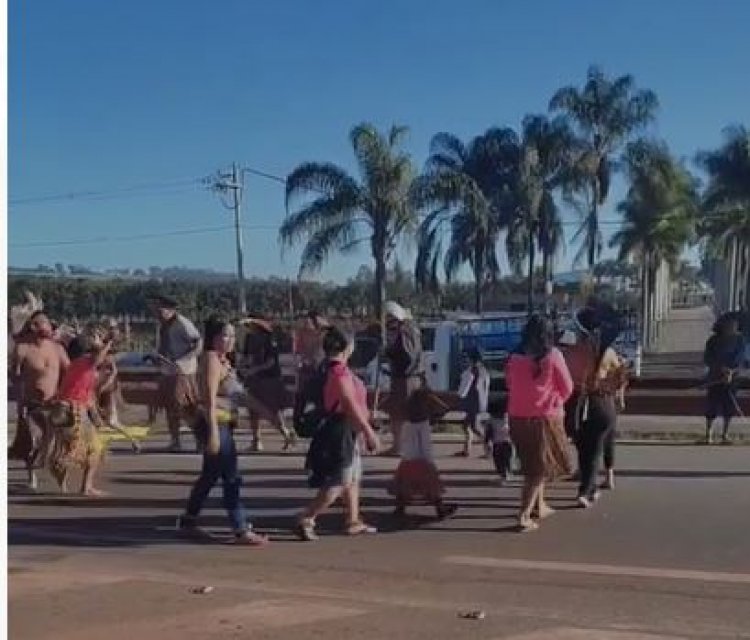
[151,295,202,452]
[381,301,424,456]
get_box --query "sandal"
[532,505,556,520]
[282,431,298,451]
[296,519,319,542]
[347,521,377,536]
[518,517,539,533]
[231,530,269,546]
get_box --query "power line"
[9,177,205,206]
[9,224,281,249]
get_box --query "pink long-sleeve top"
[505,347,574,419]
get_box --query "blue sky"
[8,0,750,282]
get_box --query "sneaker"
[577,495,593,509]
[166,441,182,453]
[601,471,615,490]
[247,439,263,453]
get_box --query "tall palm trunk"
[374,253,387,323]
[527,231,536,315]
[371,216,389,335]
[541,247,552,314]
[587,179,600,270]
[473,245,484,314]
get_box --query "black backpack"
[293,360,335,439]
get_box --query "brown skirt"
[509,416,572,480]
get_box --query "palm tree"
[696,126,750,311]
[414,128,518,313]
[611,140,698,347]
[506,115,571,312]
[550,65,659,269]
[281,123,419,321]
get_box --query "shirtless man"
[9,311,70,489]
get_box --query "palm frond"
[285,162,360,209]
[298,221,362,276]
[280,189,363,249]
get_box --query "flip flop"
[230,531,269,546]
[347,521,377,536]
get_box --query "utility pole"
[209,163,246,315]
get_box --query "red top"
[324,360,367,414]
[58,356,98,406]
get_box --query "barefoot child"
[390,386,457,520]
[48,327,114,496]
[488,415,514,484]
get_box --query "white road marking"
[444,555,750,585]
[500,629,686,640]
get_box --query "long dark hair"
[322,326,351,358]
[519,314,553,378]
[204,314,230,352]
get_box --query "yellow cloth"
[215,409,234,424]
[98,425,151,444]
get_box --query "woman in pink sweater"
[506,314,574,531]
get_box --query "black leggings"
[576,395,617,499]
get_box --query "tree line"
[8,260,644,327]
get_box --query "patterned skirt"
[45,404,104,477]
[509,416,572,480]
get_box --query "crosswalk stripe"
[499,628,686,640]
[443,555,750,585]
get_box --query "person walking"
[151,296,201,452]
[704,314,745,444]
[177,315,268,546]
[9,310,70,490]
[456,347,491,457]
[296,326,380,541]
[566,308,627,506]
[238,317,296,452]
[293,311,328,429]
[505,314,573,532]
[382,302,423,456]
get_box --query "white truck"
[355,312,527,394]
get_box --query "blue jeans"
[185,425,248,532]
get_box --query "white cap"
[385,301,408,322]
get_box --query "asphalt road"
[8,431,750,640]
